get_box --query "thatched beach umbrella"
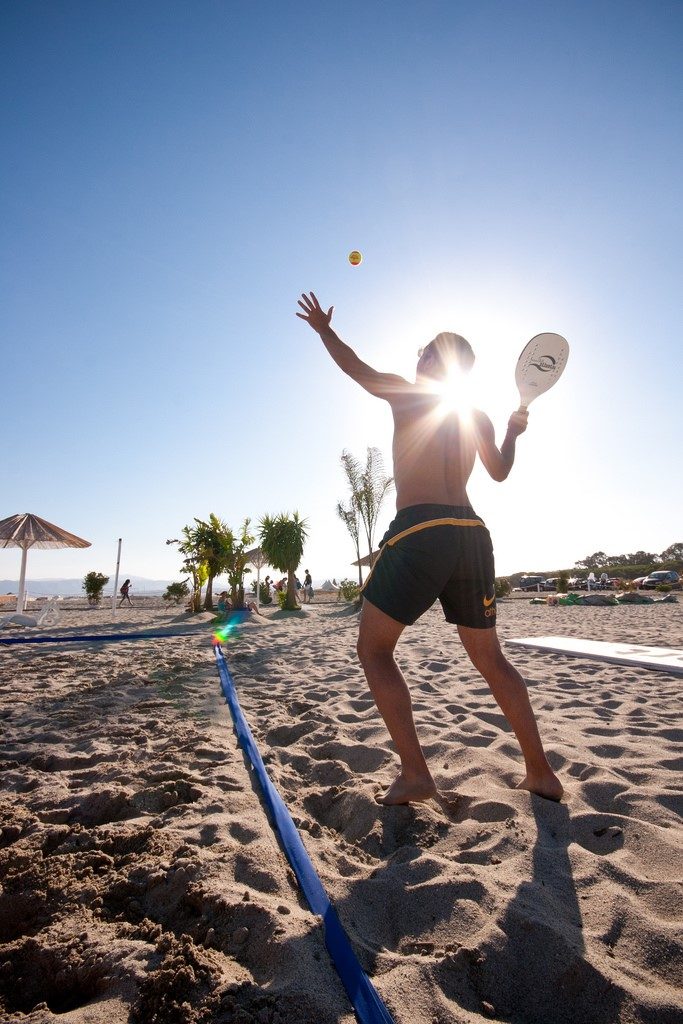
[351,550,381,587]
[245,546,269,611]
[0,513,91,612]
[352,551,381,568]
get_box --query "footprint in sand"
[234,853,280,893]
[307,740,386,773]
[588,743,626,760]
[570,812,626,854]
[265,722,314,747]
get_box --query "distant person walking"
[303,570,314,603]
[118,579,132,607]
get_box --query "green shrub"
[251,581,273,604]
[83,571,109,606]
[338,578,361,602]
[163,581,190,605]
[557,572,569,594]
[276,589,289,609]
[494,577,511,598]
[656,583,672,593]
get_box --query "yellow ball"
[348,250,362,266]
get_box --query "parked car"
[543,578,560,591]
[568,577,586,590]
[640,570,681,590]
[514,575,547,592]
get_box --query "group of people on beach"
[261,572,315,605]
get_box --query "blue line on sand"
[0,629,208,646]
[213,642,395,1024]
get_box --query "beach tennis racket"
[515,332,569,411]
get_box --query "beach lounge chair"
[37,597,61,626]
[0,597,61,630]
[0,613,39,628]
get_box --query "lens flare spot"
[212,610,247,645]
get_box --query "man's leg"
[457,624,563,800]
[357,599,436,805]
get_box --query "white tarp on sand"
[506,635,683,676]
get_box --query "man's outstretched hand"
[296,292,334,334]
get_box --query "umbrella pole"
[16,546,28,613]
[112,538,122,617]
[256,563,260,612]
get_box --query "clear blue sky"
[2,0,681,587]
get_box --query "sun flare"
[435,368,474,424]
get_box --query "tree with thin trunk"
[259,512,308,611]
[340,447,393,569]
[171,526,208,613]
[336,500,363,587]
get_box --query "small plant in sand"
[338,578,361,602]
[556,572,569,594]
[163,581,190,605]
[251,580,273,604]
[83,571,109,606]
[259,512,308,611]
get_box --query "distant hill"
[0,576,173,597]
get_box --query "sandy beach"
[1,597,681,1023]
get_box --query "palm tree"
[340,447,393,569]
[259,512,308,611]
[193,514,234,610]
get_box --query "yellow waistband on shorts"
[385,517,484,548]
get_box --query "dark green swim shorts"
[362,504,497,628]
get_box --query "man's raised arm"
[296,292,406,399]
[472,409,528,482]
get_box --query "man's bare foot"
[376,772,437,806]
[517,770,564,802]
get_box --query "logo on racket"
[529,355,557,372]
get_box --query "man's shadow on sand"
[324,791,627,1024]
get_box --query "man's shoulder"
[380,372,412,390]
[471,407,493,428]
[374,373,414,402]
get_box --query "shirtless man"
[296,292,563,805]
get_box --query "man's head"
[416,332,474,382]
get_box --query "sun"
[435,367,474,424]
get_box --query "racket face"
[515,333,569,407]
